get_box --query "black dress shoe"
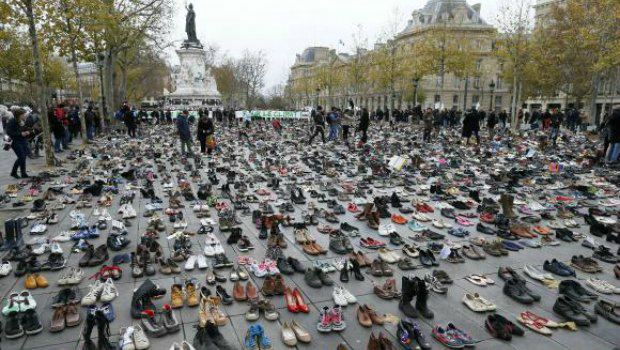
[594,300,620,324]
[553,296,591,326]
[503,279,535,304]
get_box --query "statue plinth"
[181,39,203,50]
[165,47,220,109]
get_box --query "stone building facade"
[288,0,511,114]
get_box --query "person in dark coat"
[84,106,95,140]
[6,109,30,178]
[308,106,326,144]
[487,111,498,141]
[197,112,215,154]
[605,105,620,164]
[176,110,193,156]
[358,107,370,144]
[462,109,480,145]
[122,104,136,137]
[49,109,65,152]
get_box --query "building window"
[453,95,459,104]
[434,94,441,103]
[496,78,503,89]
[473,77,480,89]
[495,96,502,108]
[453,77,460,89]
[472,95,480,104]
[476,59,482,72]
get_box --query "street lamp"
[412,78,420,107]
[489,80,496,111]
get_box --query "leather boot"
[398,276,418,318]
[193,325,216,349]
[350,259,365,281]
[131,279,159,318]
[415,277,434,319]
[206,321,236,350]
[501,194,516,219]
[96,310,116,350]
[367,332,380,350]
[82,313,97,350]
[356,203,373,221]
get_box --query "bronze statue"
[185,3,197,43]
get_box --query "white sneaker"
[112,220,125,231]
[170,341,196,350]
[32,243,50,255]
[30,224,47,234]
[586,278,618,294]
[100,278,119,302]
[196,255,208,269]
[101,208,112,221]
[119,326,136,350]
[213,243,225,255]
[340,286,357,304]
[0,260,12,276]
[50,242,63,254]
[81,280,103,305]
[378,224,391,236]
[184,255,198,270]
[93,207,101,216]
[66,268,84,285]
[203,244,215,257]
[332,287,348,306]
[133,325,150,350]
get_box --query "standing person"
[197,112,211,154]
[487,110,498,141]
[605,105,620,164]
[549,108,561,146]
[84,106,95,140]
[422,108,433,142]
[177,110,193,156]
[358,107,369,145]
[49,109,64,152]
[70,106,81,140]
[341,109,354,143]
[462,109,480,145]
[308,106,326,144]
[165,109,172,124]
[243,111,252,128]
[327,107,339,141]
[55,103,69,149]
[122,103,136,137]
[6,109,30,178]
[499,109,508,129]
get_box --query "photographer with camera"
[5,109,30,179]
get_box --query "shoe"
[553,296,592,326]
[503,278,535,304]
[559,280,598,302]
[22,308,43,335]
[594,299,620,324]
[5,311,24,339]
[432,325,464,349]
[140,309,167,337]
[485,314,524,341]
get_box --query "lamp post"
[413,78,420,107]
[489,80,496,111]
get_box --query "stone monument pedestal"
[166,47,220,110]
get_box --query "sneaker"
[330,305,346,331]
[100,278,119,302]
[81,280,104,305]
[4,311,24,339]
[432,325,464,349]
[317,306,333,333]
[22,309,43,335]
[0,260,13,276]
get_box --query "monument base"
[165,47,221,110]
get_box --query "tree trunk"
[103,51,115,128]
[24,0,55,166]
[511,74,518,131]
[71,53,88,145]
[590,74,600,125]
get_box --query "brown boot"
[367,212,379,230]
[356,203,374,221]
[367,332,381,350]
[501,193,516,219]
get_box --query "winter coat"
[176,114,192,141]
[358,111,369,130]
[608,109,620,144]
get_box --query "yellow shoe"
[25,274,38,289]
[170,284,184,308]
[186,282,199,307]
[35,274,48,288]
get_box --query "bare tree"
[237,50,267,109]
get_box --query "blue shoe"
[244,325,258,350]
[255,324,272,349]
[71,229,91,241]
[100,302,115,321]
[502,241,523,251]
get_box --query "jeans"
[180,139,194,156]
[87,126,95,140]
[54,137,63,152]
[606,143,620,163]
[328,125,338,141]
[11,141,28,176]
[550,127,559,144]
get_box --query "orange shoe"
[533,225,551,235]
[391,214,408,225]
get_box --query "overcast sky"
[167,0,505,91]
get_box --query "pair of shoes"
[118,324,150,350]
[432,323,476,348]
[304,267,333,287]
[397,319,431,350]
[78,244,109,267]
[399,276,433,319]
[81,278,119,305]
[244,324,272,349]
[140,305,181,337]
[2,291,37,315]
[244,299,279,321]
[49,303,81,332]
[170,281,199,308]
[24,273,48,289]
[4,309,43,338]
[485,314,524,340]
[281,320,311,346]
[317,305,346,333]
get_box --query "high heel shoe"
[350,259,365,281]
[292,288,309,313]
[340,262,349,283]
[284,287,298,313]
